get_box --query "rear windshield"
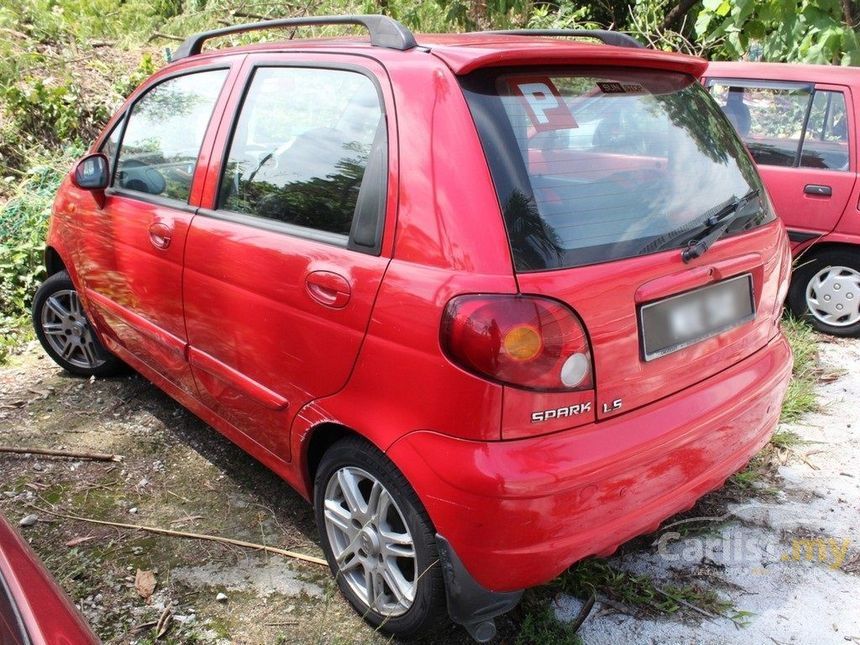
[461,68,773,271]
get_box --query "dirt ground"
[0,334,858,644]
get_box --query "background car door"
[708,79,857,247]
[182,56,394,460]
[75,66,234,393]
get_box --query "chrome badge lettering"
[531,402,591,423]
[602,398,623,414]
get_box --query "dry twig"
[0,446,122,462]
[29,505,327,566]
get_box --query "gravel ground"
[555,334,860,644]
[0,333,857,644]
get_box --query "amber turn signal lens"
[503,326,542,361]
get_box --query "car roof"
[707,61,860,86]
[168,33,707,78]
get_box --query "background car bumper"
[387,332,792,591]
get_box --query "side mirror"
[72,153,110,190]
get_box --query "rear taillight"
[441,294,593,391]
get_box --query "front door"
[75,66,234,393]
[182,56,394,459]
[707,79,857,248]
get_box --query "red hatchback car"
[32,16,792,640]
[706,62,860,336]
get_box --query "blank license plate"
[639,274,755,361]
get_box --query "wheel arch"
[794,241,860,268]
[303,421,370,495]
[44,246,68,277]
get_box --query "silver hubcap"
[323,467,417,617]
[805,265,860,327]
[40,289,104,369]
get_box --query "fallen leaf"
[65,535,96,547]
[135,569,156,599]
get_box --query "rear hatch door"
[461,65,786,419]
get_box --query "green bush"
[0,148,81,361]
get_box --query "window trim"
[107,63,233,208]
[98,114,125,174]
[206,60,389,255]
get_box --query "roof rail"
[172,14,418,60]
[484,29,643,49]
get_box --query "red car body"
[706,62,860,255]
[39,21,793,637]
[705,62,860,335]
[0,515,98,644]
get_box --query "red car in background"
[706,62,860,335]
[0,514,98,644]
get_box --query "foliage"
[696,0,860,64]
[515,604,583,645]
[0,147,81,361]
[780,315,820,422]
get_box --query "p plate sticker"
[597,81,645,94]
[506,76,577,132]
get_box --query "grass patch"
[558,559,744,622]
[515,605,583,645]
[780,316,819,423]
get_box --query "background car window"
[219,67,384,237]
[114,69,227,201]
[710,83,812,167]
[801,90,849,171]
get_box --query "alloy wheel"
[323,466,417,617]
[39,289,105,369]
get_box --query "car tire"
[313,437,446,638]
[32,271,126,377]
[788,249,860,337]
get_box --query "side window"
[114,69,228,202]
[801,90,849,171]
[710,82,812,167]
[219,67,385,240]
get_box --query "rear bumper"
[387,332,792,591]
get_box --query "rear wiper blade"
[681,189,761,263]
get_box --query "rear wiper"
[681,189,761,263]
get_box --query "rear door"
[707,78,857,247]
[75,64,236,393]
[462,67,786,420]
[183,54,394,459]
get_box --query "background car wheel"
[788,249,860,337]
[32,271,125,377]
[314,437,446,638]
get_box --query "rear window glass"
[461,68,772,271]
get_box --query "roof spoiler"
[480,29,643,49]
[172,14,418,60]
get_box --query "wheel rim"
[323,466,417,617]
[40,289,105,369]
[805,265,860,327]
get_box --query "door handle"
[305,270,351,309]
[804,184,832,197]
[148,222,173,249]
